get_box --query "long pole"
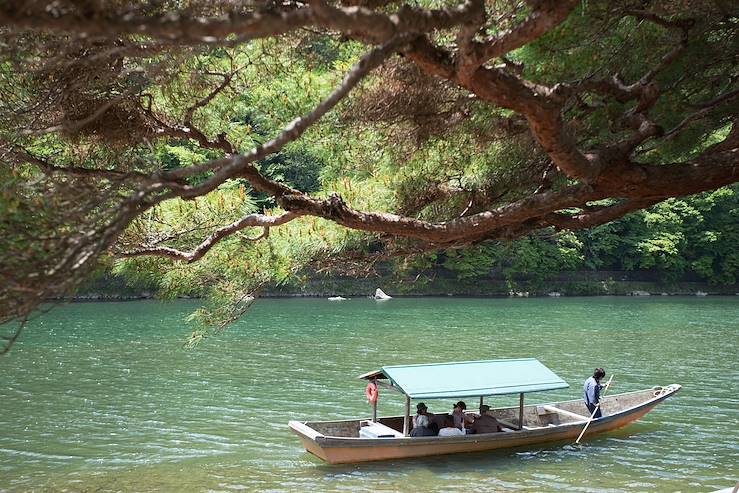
[576,374,614,444]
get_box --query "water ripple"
[1,297,737,492]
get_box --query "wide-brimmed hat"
[480,404,491,412]
[416,402,428,411]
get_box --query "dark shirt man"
[583,368,607,419]
[470,405,502,434]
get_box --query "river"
[1,297,737,492]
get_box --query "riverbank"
[71,270,739,301]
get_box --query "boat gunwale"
[288,384,680,448]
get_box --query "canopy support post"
[479,396,484,410]
[372,379,378,422]
[519,393,525,430]
[403,395,410,436]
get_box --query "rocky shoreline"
[66,269,739,302]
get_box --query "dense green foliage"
[439,186,739,287]
[2,1,736,347]
[101,22,736,342]
[106,31,737,313]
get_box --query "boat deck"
[305,388,656,438]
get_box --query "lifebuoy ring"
[366,381,379,404]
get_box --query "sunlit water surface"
[1,297,737,492]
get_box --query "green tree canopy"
[0,0,737,347]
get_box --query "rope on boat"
[652,384,678,397]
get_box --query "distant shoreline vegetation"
[79,186,739,303]
[72,269,739,301]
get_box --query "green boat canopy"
[358,358,569,399]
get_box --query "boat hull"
[289,385,680,464]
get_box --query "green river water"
[1,297,737,492]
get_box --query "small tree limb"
[120,211,300,262]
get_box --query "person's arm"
[594,382,601,404]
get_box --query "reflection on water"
[1,297,738,492]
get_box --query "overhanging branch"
[120,211,301,262]
[0,2,479,44]
[464,0,578,70]
[162,34,414,196]
[544,198,661,230]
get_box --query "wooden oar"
[575,374,614,444]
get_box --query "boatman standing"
[584,368,609,418]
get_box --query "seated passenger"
[410,402,437,437]
[438,415,465,437]
[452,401,474,430]
[470,404,502,434]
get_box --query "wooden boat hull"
[289,385,680,464]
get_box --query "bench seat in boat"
[358,420,404,438]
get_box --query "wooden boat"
[288,359,681,464]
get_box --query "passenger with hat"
[469,405,502,434]
[410,402,437,437]
[451,401,475,430]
